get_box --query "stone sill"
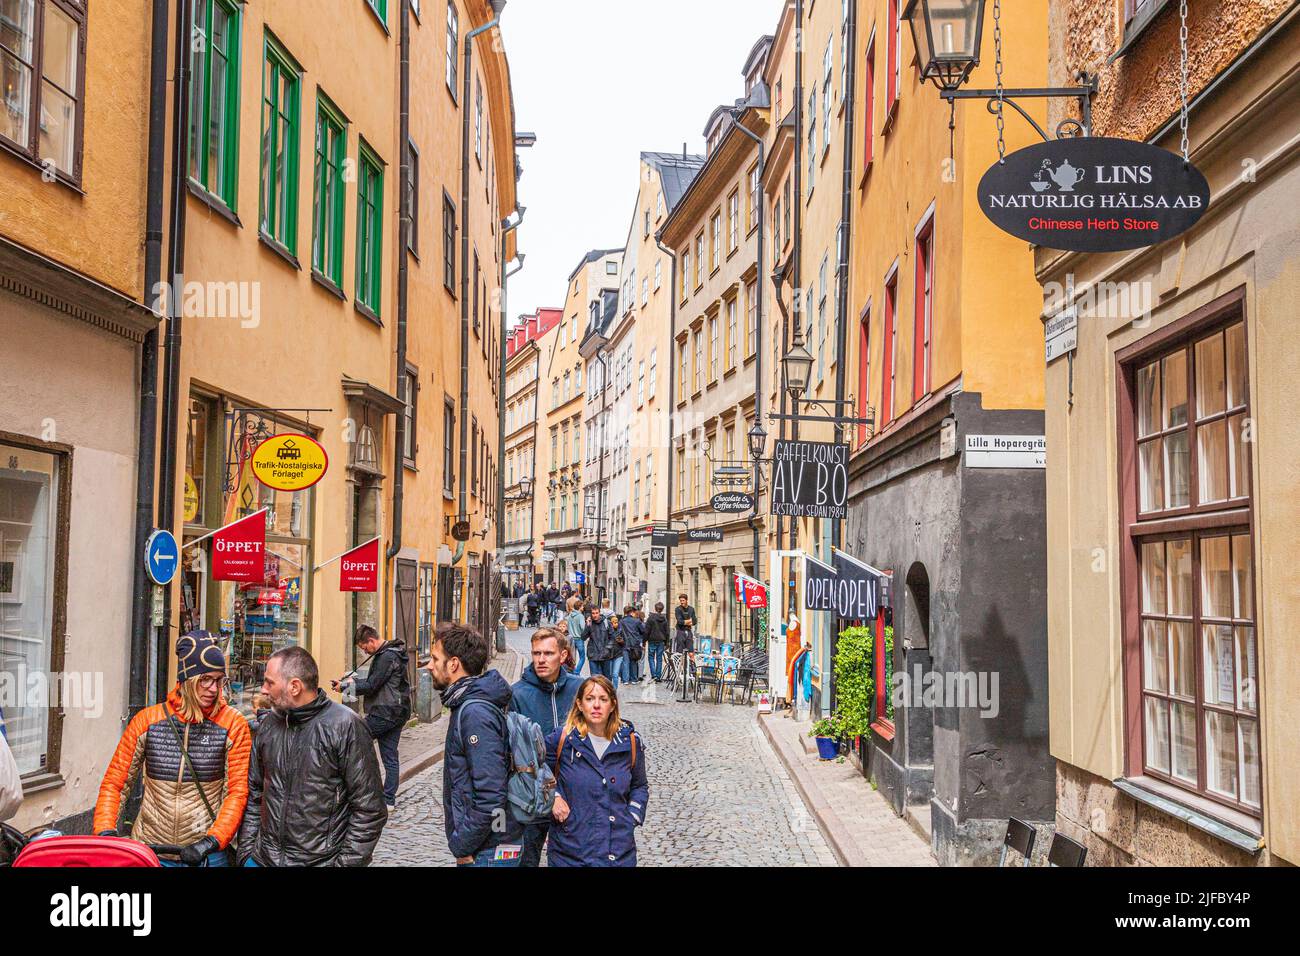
[1114,776,1262,855]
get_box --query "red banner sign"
[211,510,267,582]
[734,573,768,609]
[257,589,286,606]
[340,538,380,593]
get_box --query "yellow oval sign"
[250,434,329,492]
[183,472,200,523]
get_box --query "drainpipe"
[387,0,413,570]
[497,250,523,647]
[829,0,859,715]
[129,0,170,717]
[788,0,805,554]
[723,110,766,584]
[654,235,677,607]
[459,9,503,550]
[156,0,193,702]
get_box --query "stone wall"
[1055,763,1274,867]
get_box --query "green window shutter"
[260,33,302,254]
[356,141,384,315]
[313,94,347,285]
[187,0,241,207]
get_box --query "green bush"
[833,625,874,739]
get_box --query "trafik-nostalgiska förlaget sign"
[978,138,1210,253]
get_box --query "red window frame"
[886,0,900,116]
[863,33,876,168]
[913,212,934,402]
[1116,288,1261,819]
[857,304,871,445]
[881,268,898,428]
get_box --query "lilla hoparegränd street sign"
[978,138,1210,253]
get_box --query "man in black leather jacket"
[239,646,386,867]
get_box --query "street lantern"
[518,476,532,500]
[903,0,986,92]
[782,342,814,402]
[747,422,768,462]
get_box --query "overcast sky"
[500,0,779,328]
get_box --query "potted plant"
[809,716,842,760]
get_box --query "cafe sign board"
[711,492,754,514]
[250,434,329,492]
[978,138,1210,253]
[771,440,849,520]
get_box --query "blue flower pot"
[815,736,839,760]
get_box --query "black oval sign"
[977,138,1210,253]
[711,492,755,513]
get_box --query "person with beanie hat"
[93,631,252,867]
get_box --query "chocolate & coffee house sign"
[978,137,1210,253]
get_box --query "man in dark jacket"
[646,602,670,682]
[584,607,618,682]
[674,594,697,653]
[525,587,541,627]
[510,627,582,867]
[621,607,647,684]
[426,621,525,867]
[240,646,386,867]
[335,625,411,809]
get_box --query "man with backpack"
[333,625,411,810]
[510,627,581,867]
[425,621,528,867]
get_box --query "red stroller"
[2,823,175,867]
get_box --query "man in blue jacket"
[510,627,582,867]
[425,621,524,867]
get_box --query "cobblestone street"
[374,674,837,867]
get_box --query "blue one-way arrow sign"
[145,529,180,586]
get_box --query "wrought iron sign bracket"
[941,71,1097,142]
[222,406,332,495]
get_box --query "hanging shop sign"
[183,473,200,523]
[650,546,667,563]
[210,510,268,583]
[686,529,723,543]
[803,554,839,612]
[831,549,882,621]
[770,440,849,520]
[340,538,380,593]
[711,492,755,513]
[964,434,1046,469]
[250,434,329,492]
[650,530,679,548]
[978,138,1210,253]
[257,588,286,606]
[734,573,768,609]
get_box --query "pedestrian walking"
[545,675,648,867]
[425,621,526,867]
[525,586,541,627]
[239,646,386,866]
[622,606,646,684]
[608,613,626,689]
[94,632,251,868]
[510,627,583,867]
[673,593,697,654]
[585,606,618,684]
[565,596,588,675]
[333,625,411,810]
[646,602,670,683]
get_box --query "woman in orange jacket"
[93,632,251,867]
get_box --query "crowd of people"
[0,583,703,868]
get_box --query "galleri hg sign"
[978,138,1210,253]
[770,440,849,520]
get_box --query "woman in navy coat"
[545,675,648,867]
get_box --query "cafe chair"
[694,657,723,704]
[997,817,1037,867]
[1047,831,1088,867]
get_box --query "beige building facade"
[1040,0,1298,866]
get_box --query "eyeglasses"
[196,675,225,689]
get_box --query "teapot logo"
[1032,157,1087,193]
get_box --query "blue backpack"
[457,701,557,825]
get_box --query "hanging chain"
[994,0,1005,163]
[1178,0,1190,165]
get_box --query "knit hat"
[176,631,226,681]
